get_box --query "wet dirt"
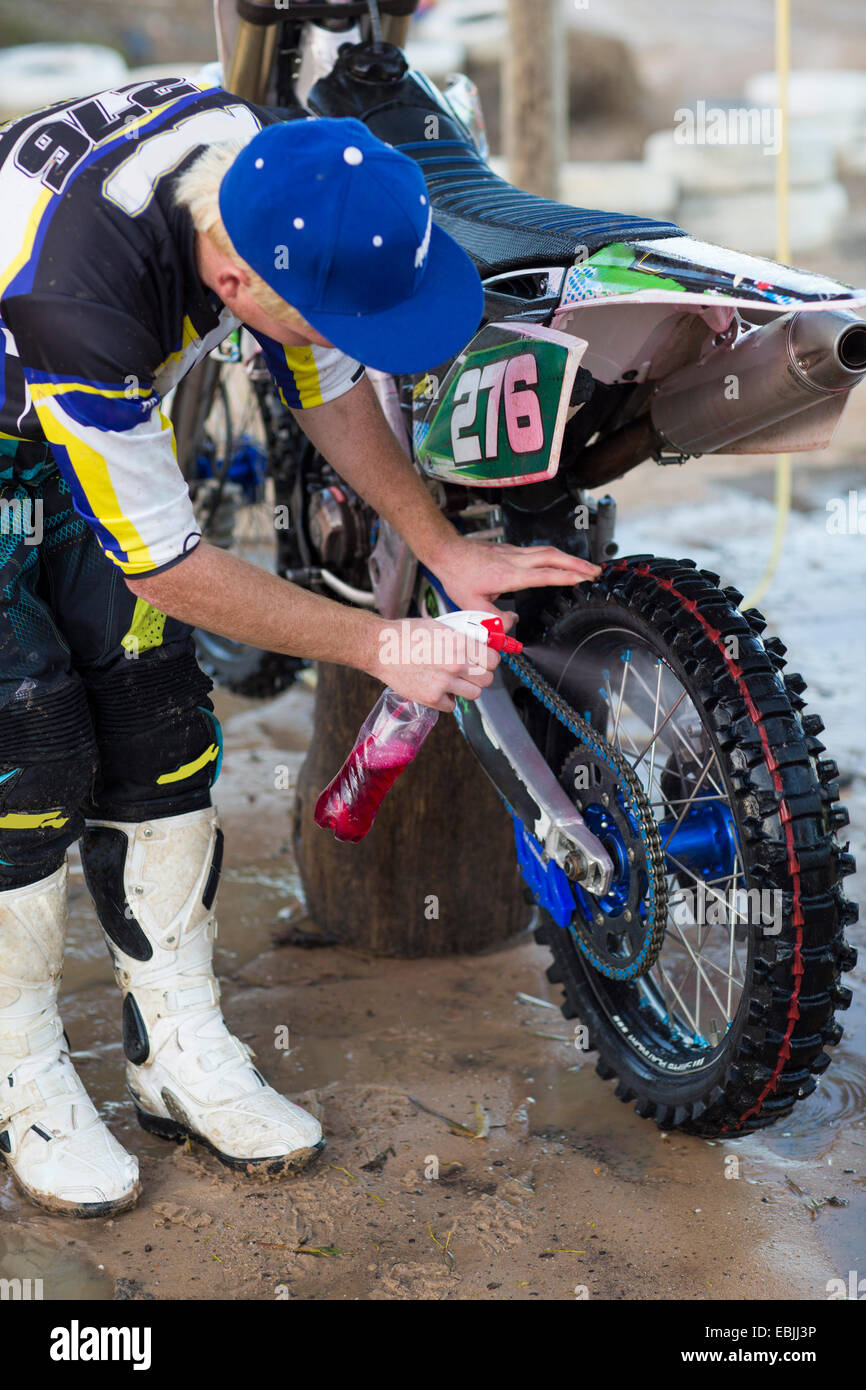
[2,655,861,1301]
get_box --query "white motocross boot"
[0,864,140,1216]
[81,807,324,1174]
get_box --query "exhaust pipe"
[651,310,866,456]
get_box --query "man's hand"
[364,617,499,713]
[428,535,601,619]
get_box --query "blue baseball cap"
[218,116,483,375]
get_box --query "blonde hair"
[175,138,308,327]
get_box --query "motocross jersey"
[0,75,364,576]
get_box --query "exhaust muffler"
[650,310,866,456]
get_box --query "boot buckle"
[0,1013,63,1060]
[198,1035,249,1073]
[0,1068,73,1119]
[164,978,220,1014]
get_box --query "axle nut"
[563,850,586,882]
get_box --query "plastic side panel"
[559,237,866,311]
[416,322,587,488]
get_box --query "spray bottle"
[314,611,523,843]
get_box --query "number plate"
[414,322,587,487]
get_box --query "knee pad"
[84,648,222,820]
[0,681,98,887]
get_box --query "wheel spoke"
[669,920,732,1024]
[602,673,641,762]
[631,686,687,775]
[644,660,663,817]
[654,961,702,1037]
[692,953,745,989]
[611,654,631,749]
[624,660,728,799]
[660,750,723,852]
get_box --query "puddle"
[731,964,866,1277]
[526,1059,666,1180]
[0,1225,113,1300]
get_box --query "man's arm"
[126,541,497,713]
[6,301,497,711]
[291,373,456,570]
[292,374,602,611]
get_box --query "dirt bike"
[170,0,864,1137]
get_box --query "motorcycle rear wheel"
[531,555,857,1135]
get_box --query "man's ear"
[215,263,250,306]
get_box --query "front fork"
[218,1,412,105]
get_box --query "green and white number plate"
[415,322,587,487]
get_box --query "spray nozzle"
[435,609,523,654]
[480,616,523,654]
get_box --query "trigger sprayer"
[314,611,523,843]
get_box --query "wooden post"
[292,663,530,957]
[503,0,566,199]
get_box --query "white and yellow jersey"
[0,76,363,576]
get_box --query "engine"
[308,483,374,581]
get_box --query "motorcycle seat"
[395,139,683,279]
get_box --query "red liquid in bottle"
[314,702,435,842]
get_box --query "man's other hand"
[429,535,602,619]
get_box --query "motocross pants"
[0,459,221,889]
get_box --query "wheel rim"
[555,625,752,1072]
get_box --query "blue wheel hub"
[658,796,739,882]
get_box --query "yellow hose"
[742,0,792,611]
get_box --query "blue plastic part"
[195,437,268,504]
[198,707,224,786]
[511,815,575,928]
[227,439,268,503]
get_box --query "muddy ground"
[2,693,860,1303]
